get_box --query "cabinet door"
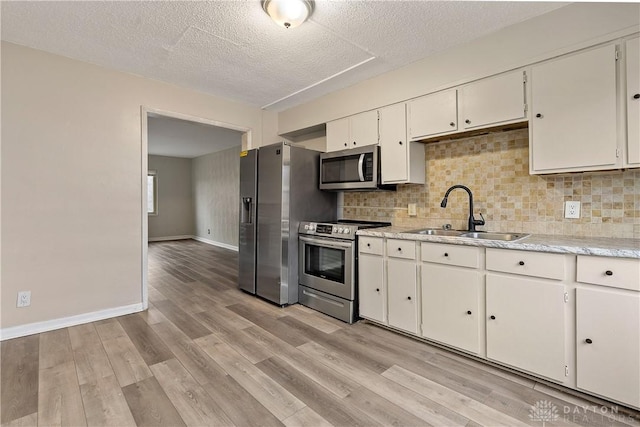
[421,264,481,354]
[460,70,526,130]
[379,103,408,182]
[626,36,640,166]
[350,110,378,148]
[530,44,618,173]
[326,118,350,152]
[576,288,640,408]
[358,253,385,322]
[387,258,418,334]
[486,274,566,382]
[408,89,457,140]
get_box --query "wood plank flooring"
[2,239,639,426]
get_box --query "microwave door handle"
[358,154,365,182]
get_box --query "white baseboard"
[148,235,193,242]
[192,236,238,252]
[0,303,145,341]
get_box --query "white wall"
[192,146,241,248]
[277,3,640,134]
[1,42,262,332]
[148,155,194,239]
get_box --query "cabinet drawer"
[359,237,384,255]
[577,256,640,291]
[386,239,416,260]
[486,248,565,280]
[421,243,481,268]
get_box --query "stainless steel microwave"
[319,144,395,191]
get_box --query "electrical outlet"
[17,291,31,308]
[207,229,211,234]
[565,201,581,219]
[408,203,417,216]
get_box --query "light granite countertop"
[357,226,640,258]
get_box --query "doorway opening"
[141,106,251,308]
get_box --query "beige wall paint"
[1,42,262,330]
[277,3,640,134]
[148,156,194,239]
[192,147,241,247]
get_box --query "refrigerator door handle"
[357,154,365,182]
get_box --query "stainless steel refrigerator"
[239,142,337,305]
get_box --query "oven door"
[298,235,355,300]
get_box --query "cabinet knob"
[535,113,543,118]
[605,270,613,276]
[398,140,403,145]
[376,288,380,292]
[449,122,455,127]
[490,315,496,320]
[444,253,449,257]
[407,296,412,300]
[353,141,357,145]
[465,119,471,124]
[367,243,371,247]
[467,310,472,315]
[518,261,525,266]
[585,338,593,344]
[634,94,640,100]
[344,143,347,147]
[397,248,402,251]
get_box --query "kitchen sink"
[460,231,530,241]
[406,228,465,236]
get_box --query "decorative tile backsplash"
[343,128,640,238]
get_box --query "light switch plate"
[408,203,417,216]
[565,201,581,219]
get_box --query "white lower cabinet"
[576,288,640,408]
[421,264,481,354]
[386,239,418,334]
[358,237,385,323]
[356,236,639,409]
[486,273,566,382]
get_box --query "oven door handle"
[357,153,365,182]
[299,235,353,249]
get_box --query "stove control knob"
[343,228,351,234]
[304,224,310,230]
[337,227,344,234]
[333,227,338,233]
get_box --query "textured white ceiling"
[1,1,566,112]
[148,115,242,158]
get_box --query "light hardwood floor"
[2,239,639,426]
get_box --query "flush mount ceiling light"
[262,0,314,29]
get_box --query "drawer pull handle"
[375,288,380,292]
[398,248,402,251]
[367,243,371,247]
[585,338,593,344]
[465,119,471,124]
[467,310,472,315]
[634,94,640,100]
[398,140,403,145]
[449,122,455,127]
[444,253,449,257]
[518,261,525,266]
[605,270,613,276]
[407,296,412,300]
[490,315,496,320]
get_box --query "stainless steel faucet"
[440,185,485,231]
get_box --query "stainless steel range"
[298,219,391,323]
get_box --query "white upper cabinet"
[529,44,619,174]
[460,70,527,130]
[379,103,425,184]
[408,89,458,140]
[326,110,379,152]
[626,36,640,166]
